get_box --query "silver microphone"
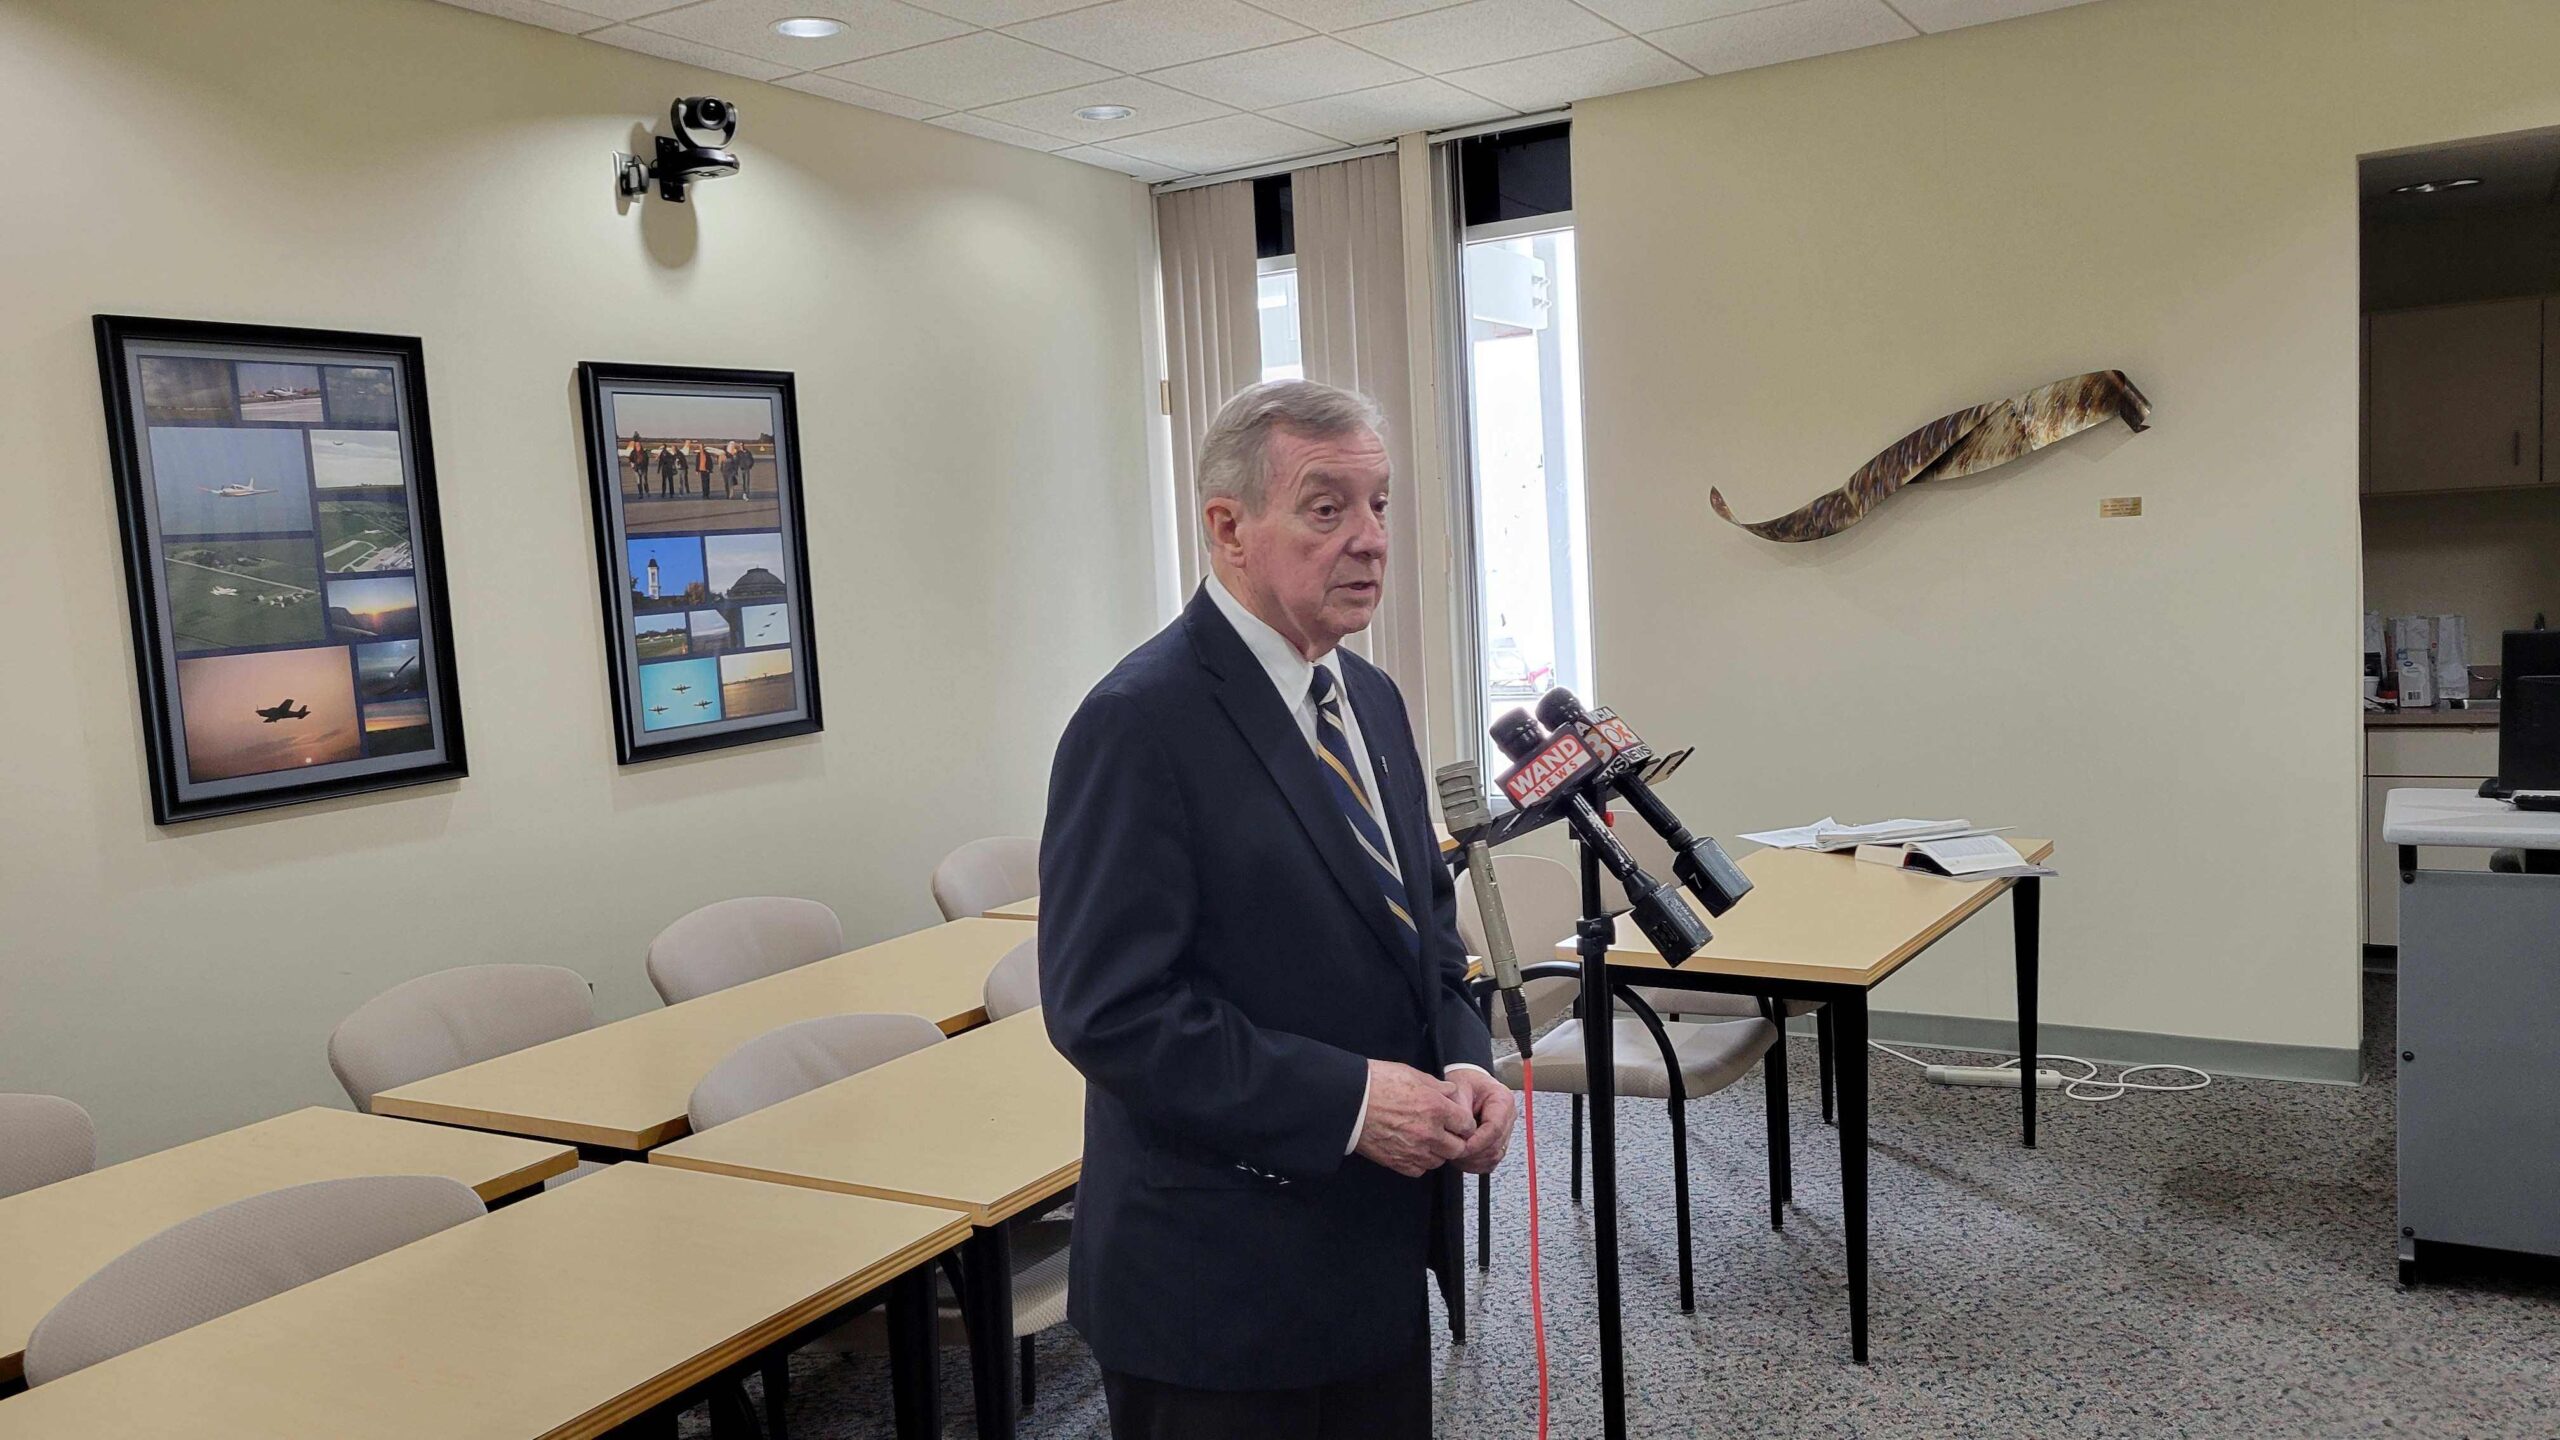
[1437,761,1537,1054]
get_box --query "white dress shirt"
[1203,574,1490,1157]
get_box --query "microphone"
[1489,710,1708,965]
[1436,762,1538,1056]
[1535,690,1752,917]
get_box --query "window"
[1454,124,1591,777]
[1259,262,1302,383]
[1254,175,1302,384]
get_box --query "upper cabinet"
[2365,297,2549,495]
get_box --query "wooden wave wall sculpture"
[1708,369,2152,543]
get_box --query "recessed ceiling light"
[1076,105,1135,122]
[2391,177,2484,195]
[772,16,846,38]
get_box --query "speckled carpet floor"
[683,976,2560,1438]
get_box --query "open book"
[1853,834,2052,879]
[1812,818,1987,851]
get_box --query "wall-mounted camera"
[615,97,740,204]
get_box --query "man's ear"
[1202,498,1243,565]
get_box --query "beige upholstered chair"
[646,896,845,1005]
[1494,1008,1787,1314]
[327,964,595,1115]
[22,1174,482,1386]
[930,836,1041,922]
[688,1012,1072,1423]
[687,1012,946,1133]
[980,936,1041,1022]
[0,1093,96,1198]
[1453,853,1587,1047]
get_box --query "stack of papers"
[1739,817,2000,851]
[1738,817,2056,880]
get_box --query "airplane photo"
[200,481,276,498]
[209,585,238,597]
[670,683,693,694]
[254,698,310,723]
[647,705,669,716]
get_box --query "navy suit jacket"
[1039,585,1493,1390]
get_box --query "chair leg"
[1763,1034,1792,1231]
[1476,1169,1491,1271]
[1668,1093,1693,1314]
[1817,1005,1837,1126]
[1019,1336,1036,1409]
[761,1356,790,1440]
[1570,1093,1584,1204]
[708,1379,759,1440]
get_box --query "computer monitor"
[2492,630,2560,796]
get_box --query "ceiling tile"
[826,31,1116,110]
[1442,36,1695,110]
[1146,37,1418,111]
[1339,0,1622,75]
[1242,0,1468,27]
[1888,0,2100,33]
[585,24,797,79]
[1568,0,1780,33]
[970,77,1234,143]
[1055,144,1191,182]
[1646,0,1914,74]
[500,0,672,18]
[1107,113,1339,172]
[926,110,1079,150]
[1264,76,1506,143]
[634,0,973,68]
[774,69,952,118]
[431,0,622,34]
[902,0,1095,22]
[1006,0,1311,72]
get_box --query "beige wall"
[1574,0,2560,1058]
[0,0,1158,1160]
[2364,490,2560,654]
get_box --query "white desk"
[2383,788,2560,1284]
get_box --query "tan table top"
[374,919,1031,1153]
[652,1010,1082,1226]
[0,1161,967,1439]
[0,1106,572,1385]
[1556,840,2054,989]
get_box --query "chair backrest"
[328,964,594,1113]
[645,896,845,1005]
[0,1094,96,1198]
[687,1013,946,1133]
[981,936,1041,1021]
[930,835,1041,922]
[1454,852,1583,1034]
[22,1174,482,1386]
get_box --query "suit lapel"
[1186,591,1421,980]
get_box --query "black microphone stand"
[1574,826,1630,1440]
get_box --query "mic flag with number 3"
[1709,369,2152,543]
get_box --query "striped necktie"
[1308,666,1422,961]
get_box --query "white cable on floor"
[1866,1039,2212,1103]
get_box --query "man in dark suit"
[1042,380,1515,1439]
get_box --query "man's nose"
[1346,505,1388,558]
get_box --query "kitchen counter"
[2368,708,2499,728]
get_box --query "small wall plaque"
[2099,497,2142,518]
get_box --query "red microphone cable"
[1518,1058,1550,1440]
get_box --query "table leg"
[1834,992,1870,1364]
[2015,876,2041,1150]
[961,1224,1016,1440]
[888,1263,942,1440]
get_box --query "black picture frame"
[95,315,469,825]
[576,362,822,764]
